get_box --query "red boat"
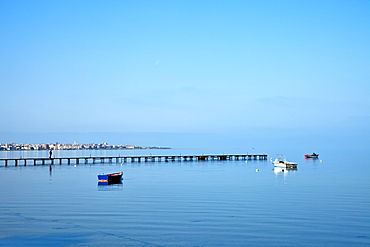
[304,153,319,158]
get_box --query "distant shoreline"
[0,142,171,151]
[0,147,172,151]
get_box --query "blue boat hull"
[98,172,123,185]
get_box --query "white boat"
[272,156,298,168]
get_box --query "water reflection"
[304,156,323,165]
[97,181,124,191]
[273,166,297,176]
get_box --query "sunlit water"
[0,147,369,246]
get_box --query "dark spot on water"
[356,235,368,238]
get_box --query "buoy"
[255,169,259,172]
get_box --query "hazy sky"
[1,1,369,140]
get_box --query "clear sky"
[1,0,369,144]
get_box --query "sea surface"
[0,145,369,246]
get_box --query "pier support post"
[198,156,206,161]
[219,156,227,161]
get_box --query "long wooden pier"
[0,154,267,167]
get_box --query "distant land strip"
[0,142,170,151]
[171,147,237,150]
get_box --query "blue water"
[0,145,369,246]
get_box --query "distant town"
[0,142,170,151]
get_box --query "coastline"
[0,142,171,151]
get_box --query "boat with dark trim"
[98,172,123,185]
[304,153,319,158]
[272,155,298,168]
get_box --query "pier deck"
[0,154,267,166]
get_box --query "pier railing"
[0,154,267,166]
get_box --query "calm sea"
[0,144,369,246]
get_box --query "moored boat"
[98,172,123,185]
[272,156,298,168]
[304,153,319,158]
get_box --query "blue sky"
[1,0,369,144]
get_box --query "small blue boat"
[98,172,123,185]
